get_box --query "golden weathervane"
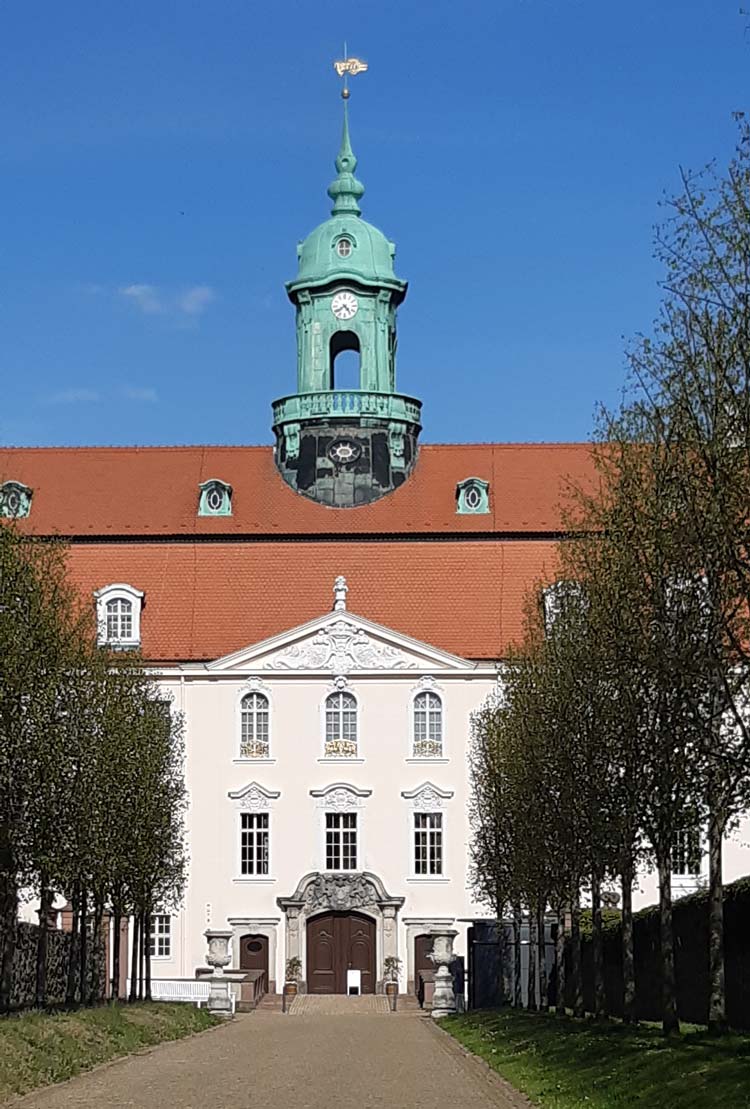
[333,46,368,99]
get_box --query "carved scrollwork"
[304,874,378,913]
[264,619,418,672]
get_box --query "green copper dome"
[286,102,407,302]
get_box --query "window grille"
[240,693,270,758]
[326,812,357,870]
[241,812,270,875]
[324,692,358,758]
[414,812,443,876]
[671,827,702,876]
[413,692,443,757]
[105,597,133,641]
[336,238,352,258]
[149,914,171,958]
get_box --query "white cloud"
[177,285,216,315]
[43,387,100,405]
[119,284,163,314]
[121,386,158,403]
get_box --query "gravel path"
[11,1008,531,1109]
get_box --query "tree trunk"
[35,881,53,1009]
[527,908,538,1011]
[657,846,679,1035]
[513,905,522,1008]
[0,861,18,1014]
[591,870,606,1018]
[570,891,584,1018]
[537,902,549,1012]
[497,915,509,1004]
[78,885,88,1006]
[555,907,566,1018]
[65,882,81,1007]
[621,860,636,1024]
[89,900,103,1006]
[111,909,122,1002]
[707,805,727,1034]
[128,914,139,1003]
[144,911,152,1002]
[137,909,145,1001]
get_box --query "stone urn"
[204,929,234,1017]
[428,930,458,1019]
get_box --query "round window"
[465,486,481,509]
[247,940,263,954]
[206,486,224,512]
[336,238,352,258]
[5,490,20,515]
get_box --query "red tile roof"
[1,443,587,661]
[66,539,561,662]
[0,443,595,536]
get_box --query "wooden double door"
[306,911,376,994]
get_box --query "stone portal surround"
[227,916,280,995]
[277,871,404,992]
[402,917,457,993]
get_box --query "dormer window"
[542,580,586,635]
[0,481,32,519]
[336,237,353,258]
[94,583,144,648]
[198,479,232,517]
[456,477,490,515]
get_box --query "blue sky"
[1,0,747,447]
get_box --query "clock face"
[331,291,358,321]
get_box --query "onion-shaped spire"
[327,100,365,217]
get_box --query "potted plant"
[383,956,402,1010]
[284,956,302,999]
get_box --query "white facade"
[150,600,496,992]
[136,590,750,992]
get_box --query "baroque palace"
[4,83,748,999]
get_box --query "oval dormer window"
[456,477,490,515]
[198,478,233,517]
[336,238,352,258]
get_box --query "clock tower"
[272,96,422,507]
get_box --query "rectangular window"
[241,812,270,875]
[149,914,171,958]
[414,812,443,876]
[671,827,702,876]
[326,812,357,871]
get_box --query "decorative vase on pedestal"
[204,929,234,1018]
[428,930,459,1019]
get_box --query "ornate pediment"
[277,870,405,914]
[310,782,372,811]
[401,782,454,810]
[207,610,475,674]
[227,781,280,811]
[263,618,418,673]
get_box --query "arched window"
[106,597,133,642]
[324,692,358,758]
[240,693,270,759]
[94,583,144,647]
[413,692,443,758]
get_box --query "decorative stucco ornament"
[304,873,377,912]
[333,575,348,611]
[265,619,418,672]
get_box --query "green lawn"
[0,1002,219,1101]
[443,1009,750,1108]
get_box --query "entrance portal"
[307,911,375,994]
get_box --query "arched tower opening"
[330,331,361,390]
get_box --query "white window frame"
[671,826,704,878]
[413,811,444,877]
[237,689,272,761]
[311,784,371,873]
[402,783,453,883]
[324,810,359,872]
[148,913,172,959]
[321,690,360,761]
[94,583,144,647]
[411,690,444,759]
[240,811,271,877]
[227,782,280,883]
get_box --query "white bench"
[131,979,236,1013]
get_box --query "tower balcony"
[272,390,422,430]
